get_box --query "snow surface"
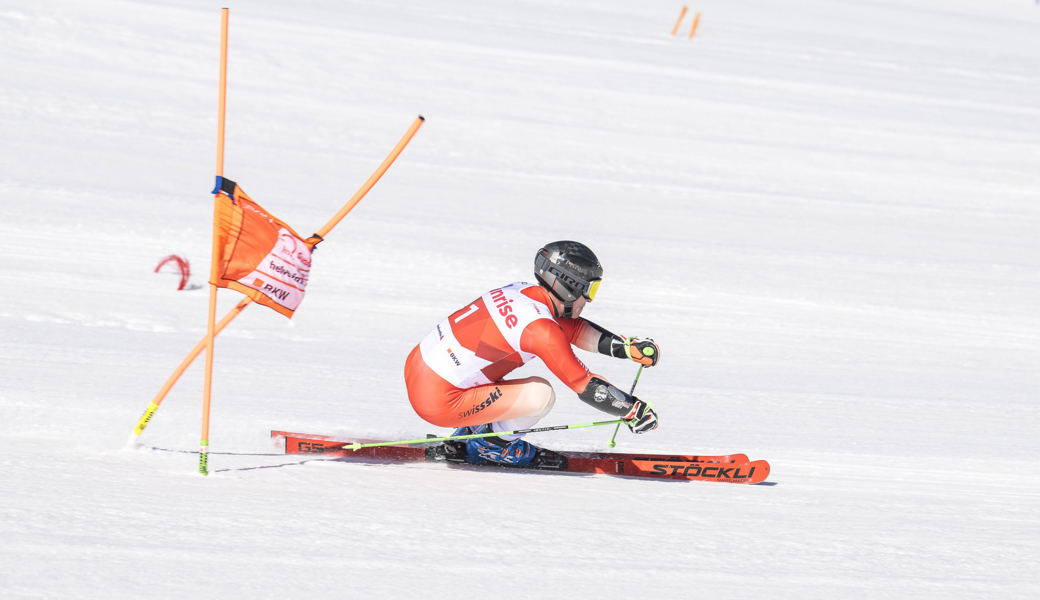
[1,0,1038,597]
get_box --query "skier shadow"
[142,446,286,457]
[211,454,436,473]
[210,455,597,476]
[141,446,321,473]
[211,457,342,473]
[141,445,430,473]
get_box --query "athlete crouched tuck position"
[404,241,660,468]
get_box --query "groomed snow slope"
[1,0,1038,597]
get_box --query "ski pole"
[343,419,625,451]
[607,364,644,448]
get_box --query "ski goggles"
[587,279,601,301]
[536,255,602,302]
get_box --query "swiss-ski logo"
[458,387,502,419]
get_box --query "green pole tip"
[349,442,362,451]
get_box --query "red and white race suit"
[405,281,608,428]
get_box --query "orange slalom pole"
[688,12,701,40]
[315,115,424,238]
[131,297,250,439]
[130,117,425,442]
[199,7,230,476]
[670,6,688,36]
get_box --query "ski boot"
[425,424,568,470]
[463,424,568,470]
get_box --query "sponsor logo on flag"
[211,180,319,318]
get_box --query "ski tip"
[747,460,771,484]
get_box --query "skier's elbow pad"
[578,377,636,417]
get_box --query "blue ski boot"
[425,424,568,470]
[464,423,537,467]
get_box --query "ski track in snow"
[1,0,1038,597]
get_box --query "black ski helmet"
[534,241,603,318]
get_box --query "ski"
[271,430,770,484]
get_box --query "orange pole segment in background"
[132,116,425,441]
[315,116,425,238]
[688,12,701,40]
[199,7,230,476]
[132,297,251,437]
[670,6,688,36]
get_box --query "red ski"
[271,430,770,484]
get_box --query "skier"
[404,241,660,468]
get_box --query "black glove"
[623,399,659,434]
[624,337,660,367]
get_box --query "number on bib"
[454,303,479,324]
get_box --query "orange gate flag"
[211,176,321,318]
